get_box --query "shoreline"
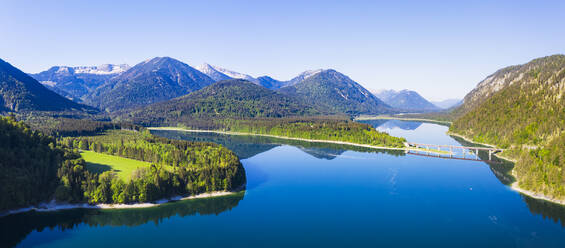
[447,130,565,206]
[511,181,565,205]
[0,191,239,218]
[148,127,449,154]
[357,116,565,206]
[151,125,565,206]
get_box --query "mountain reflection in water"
[366,119,423,130]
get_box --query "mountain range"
[20,56,450,116]
[372,89,440,112]
[0,58,96,113]
[196,63,290,89]
[84,57,215,112]
[30,64,129,101]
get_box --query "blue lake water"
[3,120,565,247]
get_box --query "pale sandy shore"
[1,191,237,217]
[511,182,565,205]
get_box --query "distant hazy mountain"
[0,58,96,113]
[256,76,287,89]
[279,69,391,115]
[372,89,439,112]
[431,99,462,109]
[366,119,423,131]
[30,64,129,101]
[195,63,232,82]
[120,79,319,125]
[85,57,214,112]
[196,63,294,89]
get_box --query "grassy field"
[81,150,153,180]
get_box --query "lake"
[3,120,565,247]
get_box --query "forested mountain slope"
[0,116,63,211]
[118,79,319,126]
[449,54,565,200]
[278,69,392,115]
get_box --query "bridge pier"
[488,150,492,161]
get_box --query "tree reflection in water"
[0,192,245,248]
[151,130,405,160]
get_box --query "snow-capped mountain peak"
[208,65,258,83]
[51,64,130,75]
[195,63,232,82]
[195,63,216,75]
[73,64,131,75]
[299,69,324,79]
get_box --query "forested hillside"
[279,69,392,115]
[449,55,565,200]
[0,116,64,210]
[118,79,320,125]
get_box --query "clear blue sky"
[2,0,564,101]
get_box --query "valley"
[2,53,565,247]
[3,1,565,246]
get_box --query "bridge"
[405,142,504,161]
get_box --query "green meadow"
[81,150,152,180]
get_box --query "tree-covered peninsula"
[0,116,245,212]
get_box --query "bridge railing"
[405,142,503,161]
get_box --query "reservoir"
[3,120,565,247]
